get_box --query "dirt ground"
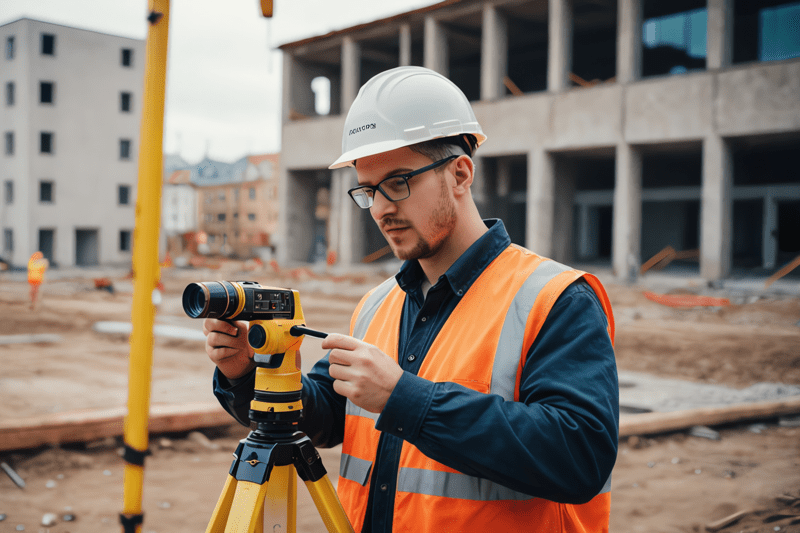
[1,264,799,532]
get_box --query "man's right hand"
[203,318,255,380]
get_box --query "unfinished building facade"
[277,0,800,281]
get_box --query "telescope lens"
[182,281,240,319]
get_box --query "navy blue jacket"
[214,219,619,533]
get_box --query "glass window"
[40,181,53,203]
[40,81,54,104]
[5,36,14,60]
[40,132,54,154]
[41,33,55,56]
[3,228,12,252]
[248,213,256,221]
[121,48,133,67]
[642,1,707,77]
[118,185,130,205]
[249,187,256,200]
[5,132,13,155]
[217,213,226,222]
[5,82,13,106]
[4,181,12,204]
[119,139,131,159]
[120,230,132,252]
[120,92,132,112]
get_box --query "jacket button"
[420,316,427,322]
[407,354,416,362]
[380,484,388,491]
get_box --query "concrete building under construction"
[276,0,800,281]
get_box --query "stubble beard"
[385,176,456,261]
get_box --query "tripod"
[205,320,353,533]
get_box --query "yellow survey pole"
[120,1,170,532]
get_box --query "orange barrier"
[644,292,730,308]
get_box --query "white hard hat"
[329,66,487,169]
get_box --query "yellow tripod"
[204,289,353,533]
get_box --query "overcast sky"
[0,0,437,164]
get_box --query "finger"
[328,348,355,367]
[203,318,239,337]
[321,333,361,352]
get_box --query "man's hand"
[203,318,255,380]
[322,333,404,414]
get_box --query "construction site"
[2,0,800,531]
[0,260,798,532]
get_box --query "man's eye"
[383,177,407,194]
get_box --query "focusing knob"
[248,324,267,350]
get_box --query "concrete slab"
[92,321,205,341]
[0,333,63,345]
[619,370,800,413]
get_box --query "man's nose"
[370,190,397,220]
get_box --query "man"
[206,66,618,532]
[27,251,48,311]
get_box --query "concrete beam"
[613,143,642,281]
[341,36,361,115]
[548,0,572,93]
[399,24,412,67]
[707,0,733,71]
[481,4,508,101]
[700,135,733,280]
[617,0,642,84]
[528,149,555,257]
[424,16,449,76]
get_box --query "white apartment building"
[0,18,145,268]
[277,0,800,282]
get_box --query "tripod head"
[182,281,328,434]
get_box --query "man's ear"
[451,155,474,196]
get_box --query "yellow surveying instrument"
[183,281,354,533]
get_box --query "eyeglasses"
[347,155,459,209]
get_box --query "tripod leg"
[206,475,238,533]
[304,475,355,533]
[263,465,295,533]
[225,479,270,533]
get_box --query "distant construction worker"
[27,251,49,311]
[205,67,619,532]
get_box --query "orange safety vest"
[28,253,47,284]
[338,245,615,533]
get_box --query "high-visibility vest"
[338,244,615,533]
[28,254,47,284]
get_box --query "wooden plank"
[0,402,237,452]
[620,396,800,437]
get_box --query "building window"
[5,82,13,106]
[121,48,133,67]
[120,92,132,112]
[40,132,54,154]
[4,132,13,155]
[41,33,56,56]
[39,181,54,203]
[6,36,15,60]
[119,139,131,159]
[248,213,256,221]
[217,213,226,222]
[249,187,256,200]
[120,230,132,252]
[40,81,54,104]
[118,185,131,205]
[218,191,225,201]
[642,2,707,77]
[3,229,12,252]
[4,181,12,204]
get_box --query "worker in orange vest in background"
[27,251,49,311]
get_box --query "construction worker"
[205,66,618,532]
[27,251,49,311]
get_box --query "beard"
[382,176,456,261]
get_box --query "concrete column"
[707,0,733,70]
[481,4,508,100]
[548,0,572,93]
[527,149,555,257]
[332,167,362,266]
[282,54,316,121]
[424,16,449,76]
[341,36,361,115]
[552,159,576,264]
[613,143,642,281]
[617,0,642,84]
[700,135,733,280]
[762,195,778,269]
[399,24,412,67]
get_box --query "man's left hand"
[322,333,404,414]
